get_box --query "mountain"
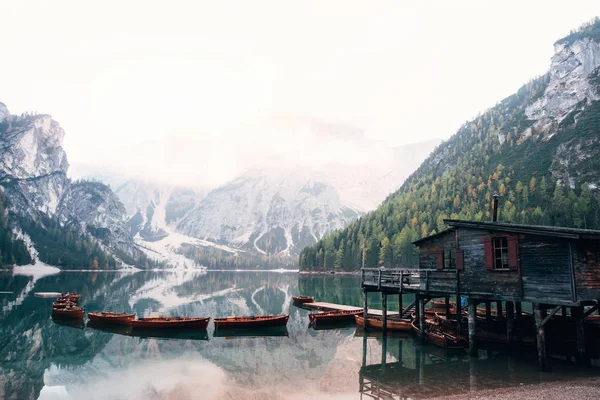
[0,103,147,269]
[300,18,600,271]
[80,122,437,261]
[176,169,361,256]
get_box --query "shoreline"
[432,376,600,400]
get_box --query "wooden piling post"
[485,301,491,321]
[468,298,477,356]
[533,303,547,371]
[573,306,587,364]
[418,295,425,345]
[515,302,522,320]
[562,306,568,320]
[399,293,403,316]
[456,270,462,334]
[496,301,503,318]
[362,326,367,367]
[381,331,388,371]
[363,289,368,330]
[415,293,421,329]
[382,292,388,336]
[445,296,450,318]
[506,301,514,343]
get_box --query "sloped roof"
[413,219,600,245]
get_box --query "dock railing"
[361,268,459,294]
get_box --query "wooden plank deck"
[302,302,399,316]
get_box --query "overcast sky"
[1,1,599,187]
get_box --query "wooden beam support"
[363,289,368,331]
[382,293,388,336]
[573,306,587,364]
[485,301,491,321]
[445,296,450,319]
[506,301,514,343]
[468,298,477,356]
[515,302,522,320]
[455,298,462,334]
[414,294,421,329]
[381,331,388,370]
[533,303,547,371]
[496,301,503,318]
[418,295,425,345]
[540,305,562,328]
[398,293,403,316]
[362,325,367,367]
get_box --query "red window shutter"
[456,249,464,270]
[507,236,518,270]
[484,238,493,270]
[435,250,444,270]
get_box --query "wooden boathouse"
[361,205,600,369]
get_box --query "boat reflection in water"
[213,326,288,339]
[358,333,600,400]
[87,320,133,336]
[52,316,85,330]
[130,328,209,341]
[87,320,209,341]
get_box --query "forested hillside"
[299,20,600,272]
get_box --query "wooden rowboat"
[88,312,136,325]
[309,309,362,324]
[214,314,289,329]
[355,314,412,332]
[131,317,210,330]
[60,293,80,302]
[52,306,85,319]
[53,301,77,308]
[411,319,468,349]
[292,296,314,304]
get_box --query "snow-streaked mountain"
[0,102,143,266]
[176,169,362,256]
[78,119,438,260]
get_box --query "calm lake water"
[0,270,598,400]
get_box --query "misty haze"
[2,2,600,400]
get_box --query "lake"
[0,270,598,400]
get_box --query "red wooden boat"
[309,309,362,324]
[292,296,314,304]
[52,306,85,319]
[214,314,289,329]
[53,301,77,308]
[60,293,80,302]
[355,314,412,332]
[131,317,210,330]
[88,312,136,325]
[412,319,468,349]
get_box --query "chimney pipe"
[492,194,499,222]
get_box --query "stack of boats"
[51,293,84,319]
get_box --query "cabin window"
[444,249,456,269]
[493,237,509,269]
[484,236,517,271]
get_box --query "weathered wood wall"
[574,239,600,300]
[519,236,572,301]
[458,228,522,298]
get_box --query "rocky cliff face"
[176,170,361,256]
[57,181,137,259]
[0,103,140,266]
[525,37,600,135]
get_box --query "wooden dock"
[303,302,399,316]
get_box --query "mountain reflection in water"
[0,271,598,400]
